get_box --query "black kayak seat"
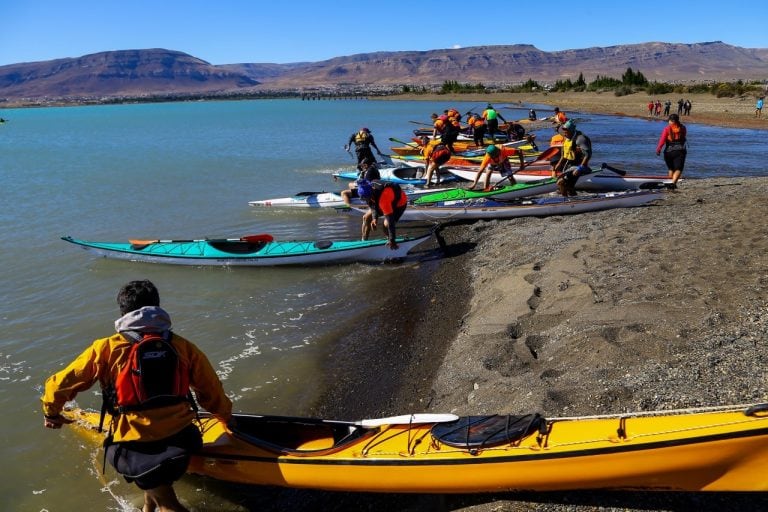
[431,413,545,449]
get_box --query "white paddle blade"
[359,413,459,428]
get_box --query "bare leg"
[144,485,189,512]
[361,210,373,240]
[424,163,435,187]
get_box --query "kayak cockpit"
[430,413,546,449]
[206,240,269,254]
[228,414,372,456]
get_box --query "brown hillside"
[0,42,765,102]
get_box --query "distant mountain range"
[1,42,766,103]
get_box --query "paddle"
[356,413,459,428]
[486,146,561,189]
[409,120,433,127]
[128,234,274,247]
[241,234,274,243]
[600,162,627,176]
[389,136,421,149]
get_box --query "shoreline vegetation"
[382,91,768,131]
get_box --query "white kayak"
[446,163,675,191]
[348,190,664,222]
[249,187,455,208]
[249,191,360,208]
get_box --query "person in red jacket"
[655,113,687,189]
[358,180,408,249]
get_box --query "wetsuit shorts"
[663,149,687,172]
[106,423,202,490]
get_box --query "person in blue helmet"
[357,179,408,249]
[341,159,381,206]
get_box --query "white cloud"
[452,44,462,49]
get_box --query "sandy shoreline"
[243,177,768,511]
[382,91,768,131]
[426,177,768,511]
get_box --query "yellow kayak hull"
[68,405,768,493]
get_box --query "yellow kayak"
[67,403,768,493]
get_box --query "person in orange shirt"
[552,107,568,127]
[357,180,408,249]
[468,144,525,191]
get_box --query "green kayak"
[414,178,558,205]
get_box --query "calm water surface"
[0,99,764,510]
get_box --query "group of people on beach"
[41,103,690,512]
[647,99,692,117]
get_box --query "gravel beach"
[217,96,768,510]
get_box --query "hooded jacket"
[41,306,232,442]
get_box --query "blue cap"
[357,179,373,199]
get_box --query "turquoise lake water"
[0,98,765,510]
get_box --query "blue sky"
[0,0,764,66]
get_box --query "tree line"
[413,68,763,98]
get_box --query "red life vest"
[112,332,191,413]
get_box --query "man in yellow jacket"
[42,279,232,512]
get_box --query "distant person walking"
[756,97,764,118]
[663,100,672,117]
[683,100,692,116]
[656,113,687,189]
[677,98,685,115]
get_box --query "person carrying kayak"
[41,280,233,512]
[358,179,408,249]
[655,113,687,189]
[422,138,452,187]
[553,119,592,196]
[482,104,506,142]
[466,112,487,147]
[468,144,525,191]
[345,127,384,167]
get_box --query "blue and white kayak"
[249,187,454,208]
[62,233,432,266]
[332,166,460,186]
[248,191,359,208]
